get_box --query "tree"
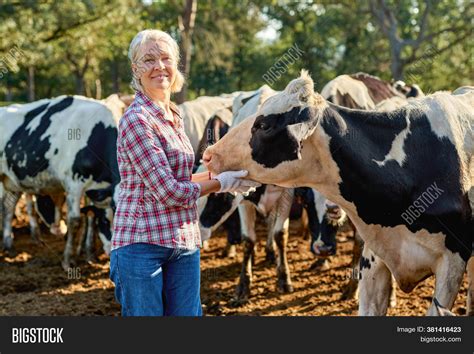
[369,0,473,80]
[175,0,197,103]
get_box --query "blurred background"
[1,0,472,106]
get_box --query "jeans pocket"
[117,243,166,280]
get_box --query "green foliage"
[0,0,471,103]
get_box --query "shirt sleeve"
[119,110,201,208]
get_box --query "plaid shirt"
[112,91,202,250]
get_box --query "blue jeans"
[110,243,202,316]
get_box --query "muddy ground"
[0,214,469,316]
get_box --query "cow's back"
[321,75,375,110]
[232,86,277,128]
[179,96,233,152]
[0,96,118,192]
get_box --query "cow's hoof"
[225,245,236,259]
[86,254,97,265]
[231,290,250,306]
[30,230,41,244]
[277,281,294,293]
[230,297,249,307]
[309,258,330,272]
[61,258,76,272]
[61,261,70,272]
[235,281,251,303]
[30,237,40,245]
[341,281,358,300]
[4,247,18,258]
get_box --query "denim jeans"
[110,243,202,316]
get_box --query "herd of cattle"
[0,71,472,316]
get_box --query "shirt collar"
[135,91,182,122]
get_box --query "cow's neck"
[315,104,410,208]
[312,103,472,262]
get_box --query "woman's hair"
[128,29,185,93]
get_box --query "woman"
[110,29,260,316]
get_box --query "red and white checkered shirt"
[112,91,202,250]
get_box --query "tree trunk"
[175,0,197,104]
[390,43,404,81]
[112,58,120,93]
[27,66,35,102]
[95,79,102,99]
[75,73,85,95]
[5,84,13,101]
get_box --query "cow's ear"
[285,70,315,103]
[286,107,320,157]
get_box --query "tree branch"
[43,6,114,43]
[405,31,471,65]
[415,0,432,47]
[420,24,471,43]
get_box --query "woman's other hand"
[212,170,261,194]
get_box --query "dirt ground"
[0,215,469,316]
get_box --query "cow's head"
[199,192,243,244]
[203,71,327,187]
[80,205,113,255]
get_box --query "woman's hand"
[212,170,261,194]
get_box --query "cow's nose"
[202,150,212,166]
[327,204,338,212]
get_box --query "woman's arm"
[192,172,221,196]
[191,171,212,183]
[196,179,221,196]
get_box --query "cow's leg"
[25,194,40,243]
[427,253,465,316]
[389,277,397,308]
[2,190,21,255]
[273,218,293,293]
[467,256,474,316]
[341,229,363,300]
[358,247,392,316]
[62,191,82,271]
[51,194,66,236]
[264,229,276,264]
[84,212,96,263]
[235,203,256,302]
[268,189,293,293]
[300,208,310,240]
[0,182,4,244]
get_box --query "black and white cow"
[321,72,423,110]
[200,85,353,301]
[320,73,412,301]
[179,95,234,153]
[197,86,298,301]
[204,71,473,315]
[202,182,295,301]
[194,107,233,172]
[0,95,120,270]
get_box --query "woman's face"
[134,40,176,94]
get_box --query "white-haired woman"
[110,29,259,316]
